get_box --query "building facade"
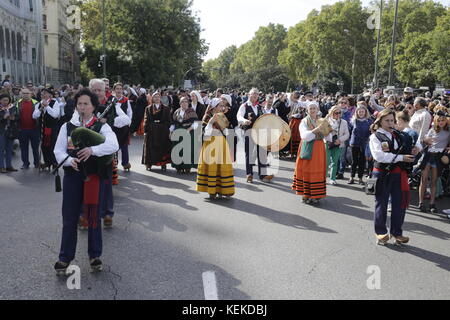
[0,0,44,85]
[42,0,81,86]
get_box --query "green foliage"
[80,0,207,86]
[202,0,449,93]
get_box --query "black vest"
[43,100,59,128]
[242,103,263,130]
[374,130,413,172]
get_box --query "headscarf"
[191,90,202,104]
[221,94,232,107]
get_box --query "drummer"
[237,88,274,183]
[263,94,279,116]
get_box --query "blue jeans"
[59,171,103,263]
[18,128,40,167]
[338,141,349,174]
[0,132,14,168]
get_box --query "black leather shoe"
[6,167,18,172]
[336,173,344,180]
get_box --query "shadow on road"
[211,198,337,234]
[386,244,450,272]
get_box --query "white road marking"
[202,271,219,300]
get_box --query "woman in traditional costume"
[196,98,235,200]
[292,102,331,205]
[142,91,172,171]
[170,97,199,173]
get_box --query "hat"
[221,94,232,106]
[139,88,147,95]
[404,87,413,93]
[190,90,202,103]
[210,98,221,108]
[363,92,371,97]
[152,91,161,97]
[304,91,313,96]
[41,87,54,96]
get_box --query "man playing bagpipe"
[53,88,119,275]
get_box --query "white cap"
[404,87,413,93]
[221,94,232,106]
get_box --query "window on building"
[5,29,11,59]
[17,33,22,61]
[44,35,48,45]
[11,31,16,60]
[29,0,33,11]
[0,27,4,58]
[43,14,47,29]
[32,48,36,64]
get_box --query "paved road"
[1,136,449,300]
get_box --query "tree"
[80,0,208,86]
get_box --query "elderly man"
[86,79,129,229]
[410,97,432,144]
[237,88,274,183]
[16,88,40,169]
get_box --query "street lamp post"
[102,0,106,78]
[344,29,356,94]
[373,0,383,88]
[388,0,399,87]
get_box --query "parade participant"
[131,88,148,135]
[292,102,331,205]
[53,88,119,275]
[418,114,450,214]
[274,93,291,157]
[348,105,372,185]
[220,94,238,162]
[103,78,112,99]
[325,106,350,185]
[170,96,199,174]
[89,78,127,229]
[263,94,278,115]
[190,90,207,121]
[16,88,40,169]
[287,92,305,157]
[201,90,210,106]
[112,83,133,172]
[237,88,273,183]
[32,87,60,170]
[142,92,172,171]
[196,98,235,200]
[0,94,18,173]
[369,109,417,245]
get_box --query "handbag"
[327,119,341,149]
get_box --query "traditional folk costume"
[142,102,172,170]
[292,115,331,201]
[170,107,199,173]
[369,128,416,245]
[237,100,270,181]
[32,98,61,169]
[288,102,307,157]
[99,96,132,183]
[114,95,133,171]
[190,91,207,121]
[196,109,235,199]
[53,112,119,272]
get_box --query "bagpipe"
[52,125,113,193]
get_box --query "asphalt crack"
[105,265,122,300]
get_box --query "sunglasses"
[334,112,342,115]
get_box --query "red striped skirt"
[292,140,327,199]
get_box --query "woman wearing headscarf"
[170,96,199,173]
[190,90,207,121]
[142,91,172,171]
[196,98,235,200]
[292,102,332,205]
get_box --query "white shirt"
[410,108,432,143]
[237,101,260,125]
[32,99,61,120]
[54,113,119,168]
[112,101,132,128]
[369,128,421,163]
[263,107,278,116]
[327,118,350,148]
[299,117,332,142]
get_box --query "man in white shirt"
[409,97,432,144]
[237,88,273,183]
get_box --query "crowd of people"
[1,74,450,273]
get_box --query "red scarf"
[81,117,101,228]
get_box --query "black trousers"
[351,146,366,178]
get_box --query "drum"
[251,114,291,152]
[215,112,229,131]
[316,118,333,136]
